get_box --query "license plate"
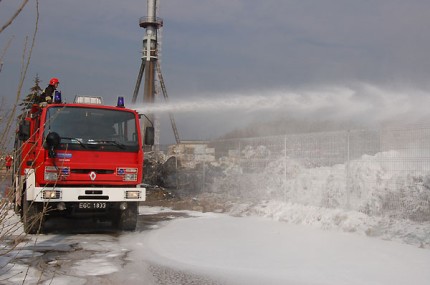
[78,202,107,209]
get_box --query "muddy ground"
[143,186,236,214]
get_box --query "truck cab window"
[44,106,139,152]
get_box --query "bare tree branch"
[0,5,42,282]
[0,37,14,73]
[0,0,39,151]
[0,0,30,34]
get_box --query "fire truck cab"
[13,96,153,233]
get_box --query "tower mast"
[132,0,162,105]
[133,0,180,144]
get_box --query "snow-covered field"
[1,206,429,285]
[127,209,430,285]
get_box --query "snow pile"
[229,201,430,248]
[208,149,430,247]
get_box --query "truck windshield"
[44,106,140,152]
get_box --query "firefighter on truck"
[14,93,154,234]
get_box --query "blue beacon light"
[117,96,125,108]
[54,90,62,103]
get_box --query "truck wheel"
[115,202,138,231]
[22,195,44,234]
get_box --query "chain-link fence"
[197,126,430,222]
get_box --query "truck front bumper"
[24,169,146,202]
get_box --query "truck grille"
[71,169,114,174]
[78,195,109,200]
[85,190,103,195]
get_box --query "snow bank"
[207,149,430,247]
[229,201,430,248]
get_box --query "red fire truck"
[13,95,154,233]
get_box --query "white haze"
[139,84,430,143]
[135,84,430,127]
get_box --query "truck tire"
[22,195,44,234]
[114,202,138,231]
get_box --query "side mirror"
[46,132,61,158]
[18,121,30,141]
[144,127,154,146]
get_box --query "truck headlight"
[44,171,58,181]
[44,166,69,181]
[125,191,141,199]
[124,173,137,181]
[43,190,61,199]
[117,168,138,181]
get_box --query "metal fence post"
[175,155,178,190]
[238,140,242,194]
[346,130,351,209]
[202,160,206,192]
[284,134,287,202]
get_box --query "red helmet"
[49,77,59,85]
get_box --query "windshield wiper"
[90,140,126,149]
[60,137,87,149]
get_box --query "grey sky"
[1,0,430,144]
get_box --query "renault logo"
[89,171,97,181]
